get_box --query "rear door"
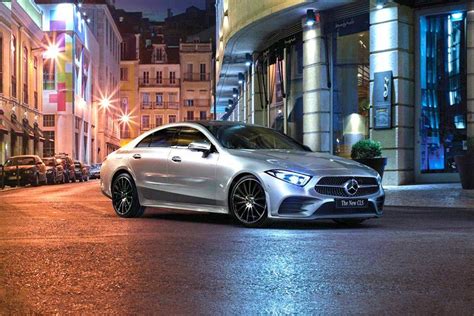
[127,127,178,204]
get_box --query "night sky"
[114,0,206,21]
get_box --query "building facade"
[38,2,99,164]
[138,44,181,133]
[82,1,122,162]
[216,0,474,185]
[115,8,214,146]
[0,0,44,165]
[180,42,213,121]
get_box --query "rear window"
[5,157,36,166]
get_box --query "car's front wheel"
[112,173,145,218]
[230,175,268,227]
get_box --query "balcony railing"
[183,99,210,108]
[183,73,210,82]
[139,78,180,87]
[141,102,180,110]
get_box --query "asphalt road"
[0,181,473,314]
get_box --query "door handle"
[133,154,141,159]
[171,156,182,163]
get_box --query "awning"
[21,118,36,139]
[1,115,24,136]
[33,122,46,142]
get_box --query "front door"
[166,127,218,207]
[415,10,467,183]
[128,127,178,203]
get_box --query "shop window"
[43,131,55,157]
[419,12,467,173]
[286,39,304,143]
[332,30,370,158]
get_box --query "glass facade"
[419,12,467,173]
[286,40,304,143]
[332,30,370,158]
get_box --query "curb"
[385,205,474,212]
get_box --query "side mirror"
[188,141,212,153]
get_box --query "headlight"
[265,169,312,187]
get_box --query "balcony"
[180,43,212,53]
[139,78,180,87]
[183,73,210,82]
[183,99,210,108]
[141,102,180,110]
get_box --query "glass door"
[416,11,467,182]
[332,30,370,158]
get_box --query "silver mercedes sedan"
[100,121,385,227]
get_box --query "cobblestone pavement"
[0,181,473,314]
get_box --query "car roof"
[8,155,38,159]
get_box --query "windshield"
[5,157,36,166]
[205,124,307,151]
[43,159,55,167]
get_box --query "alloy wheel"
[112,175,137,216]
[231,176,267,226]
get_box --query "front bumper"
[261,173,385,220]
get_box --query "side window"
[149,127,178,147]
[136,133,154,148]
[176,127,209,148]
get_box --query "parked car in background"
[2,155,47,187]
[55,154,76,183]
[89,164,101,179]
[43,157,65,184]
[74,161,89,182]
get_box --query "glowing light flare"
[44,43,60,59]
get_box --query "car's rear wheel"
[112,173,145,218]
[230,175,268,227]
[333,219,366,226]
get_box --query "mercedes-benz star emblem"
[344,179,359,196]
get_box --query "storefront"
[216,0,473,185]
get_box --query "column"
[370,3,415,185]
[467,4,474,138]
[251,63,265,125]
[302,19,330,152]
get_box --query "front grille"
[315,176,379,197]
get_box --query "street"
[0,182,473,314]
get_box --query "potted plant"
[454,137,474,190]
[351,139,387,178]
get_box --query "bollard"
[16,164,20,187]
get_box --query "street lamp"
[245,53,252,67]
[238,73,244,84]
[100,97,111,109]
[233,88,239,98]
[120,113,130,124]
[305,9,316,26]
[44,43,60,59]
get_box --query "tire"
[112,173,145,218]
[32,174,40,187]
[333,219,366,226]
[230,175,268,228]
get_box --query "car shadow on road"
[142,208,379,230]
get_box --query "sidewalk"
[384,183,474,210]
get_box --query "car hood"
[229,149,379,176]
